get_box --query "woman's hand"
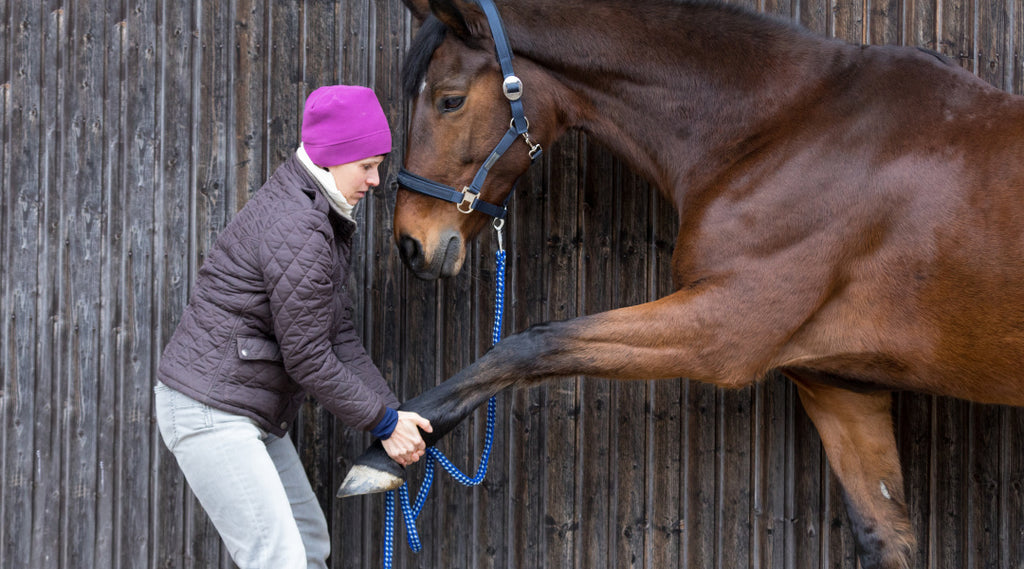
[381,411,433,467]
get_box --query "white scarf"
[296,144,355,222]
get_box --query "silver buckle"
[457,187,477,214]
[502,75,523,101]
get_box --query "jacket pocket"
[237,336,284,362]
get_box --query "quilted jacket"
[157,153,399,436]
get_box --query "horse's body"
[340,1,1024,567]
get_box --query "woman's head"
[302,85,393,206]
[302,85,392,168]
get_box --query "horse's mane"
[400,0,809,100]
[402,16,448,100]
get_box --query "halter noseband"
[396,0,543,220]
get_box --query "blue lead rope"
[382,244,506,568]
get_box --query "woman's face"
[328,155,385,205]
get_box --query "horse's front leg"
[787,374,915,569]
[338,289,772,497]
[336,349,528,497]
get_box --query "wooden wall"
[1,0,1022,568]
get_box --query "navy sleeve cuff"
[371,407,399,440]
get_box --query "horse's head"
[395,0,558,279]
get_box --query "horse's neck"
[506,1,852,196]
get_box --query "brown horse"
[339,1,1024,568]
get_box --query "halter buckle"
[457,187,477,214]
[502,75,523,101]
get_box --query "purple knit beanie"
[302,85,392,167]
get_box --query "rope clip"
[493,218,505,252]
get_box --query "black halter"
[396,0,543,220]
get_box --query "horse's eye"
[440,96,466,113]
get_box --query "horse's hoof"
[336,464,404,497]
[336,444,405,498]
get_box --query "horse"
[338,1,1024,568]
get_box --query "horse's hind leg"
[788,375,915,569]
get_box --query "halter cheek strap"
[396,0,543,220]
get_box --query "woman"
[155,85,431,569]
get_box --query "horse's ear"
[428,0,487,40]
[401,0,431,22]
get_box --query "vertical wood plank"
[62,1,109,566]
[232,0,268,207]
[432,269,475,569]
[35,5,64,568]
[940,0,977,71]
[868,0,903,44]
[823,452,858,568]
[4,2,44,568]
[0,0,8,559]
[1005,407,1024,569]
[904,0,939,50]
[976,0,1008,89]
[266,0,302,170]
[717,387,753,569]
[934,400,969,568]
[0,0,9,549]
[967,404,1003,569]
[752,374,792,569]
[94,8,128,569]
[893,393,935,568]
[834,0,868,43]
[684,382,718,567]
[117,1,161,566]
[800,0,835,36]
[791,397,824,569]
[762,0,798,21]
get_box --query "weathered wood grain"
[2,1,1023,568]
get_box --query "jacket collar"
[296,144,356,222]
[280,154,358,241]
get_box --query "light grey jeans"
[154,381,330,569]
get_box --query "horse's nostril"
[398,235,422,265]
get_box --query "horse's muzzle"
[397,232,464,279]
